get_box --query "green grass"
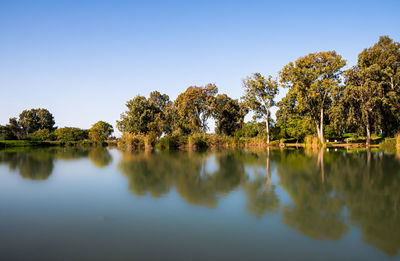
[0,140,97,148]
[0,140,51,148]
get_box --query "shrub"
[157,134,187,150]
[118,133,145,151]
[380,138,396,152]
[395,132,400,149]
[27,129,56,141]
[188,134,208,150]
[54,127,89,142]
[304,135,320,148]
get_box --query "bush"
[304,135,320,147]
[27,129,56,141]
[380,138,396,152]
[395,132,400,148]
[54,127,89,142]
[157,134,187,150]
[188,134,208,150]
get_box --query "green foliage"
[242,73,278,143]
[7,117,24,139]
[280,51,346,143]
[27,129,56,141]
[118,133,149,151]
[341,36,400,144]
[188,134,208,150]
[89,121,114,143]
[0,125,16,140]
[117,91,172,137]
[174,84,218,134]
[17,108,55,135]
[380,138,397,153]
[234,122,266,138]
[54,127,88,142]
[212,94,245,136]
[304,135,321,148]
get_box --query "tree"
[342,36,400,144]
[89,121,114,143]
[212,94,246,135]
[16,108,55,137]
[7,117,24,139]
[174,84,218,134]
[242,73,278,144]
[148,91,174,135]
[280,51,346,144]
[0,125,16,140]
[54,127,88,142]
[117,92,172,137]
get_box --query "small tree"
[89,121,114,143]
[242,73,278,144]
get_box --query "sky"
[1,0,400,135]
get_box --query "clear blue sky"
[1,0,399,135]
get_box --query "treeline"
[118,36,400,147]
[0,108,114,144]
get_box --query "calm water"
[0,147,399,261]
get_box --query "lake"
[0,147,399,260]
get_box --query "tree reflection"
[0,147,95,180]
[276,149,349,240]
[328,151,400,256]
[118,150,251,208]
[89,147,112,168]
[244,148,280,218]
[1,150,54,180]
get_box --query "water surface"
[0,147,399,260]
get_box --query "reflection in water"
[118,148,400,256]
[277,149,349,240]
[0,147,399,257]
[118,151,252,208]
[89,147,112,168]
[327,150,400,256]
[0,150,54,180]
[0,147,113,180]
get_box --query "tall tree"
[280,51,346,144]
[211,94,246,136]
[242,73,278,144]
[174,84,218,134]
[342,36,400,144]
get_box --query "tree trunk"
[319,108,324,144]
[315,122,321,144]
[266,110,270,144]
[366,121,371,146]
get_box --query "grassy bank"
[0,140,55,148]
[0,140,116,149]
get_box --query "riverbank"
[116,133,393,152]
[0,136,393,151]
[0,140,117,149]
